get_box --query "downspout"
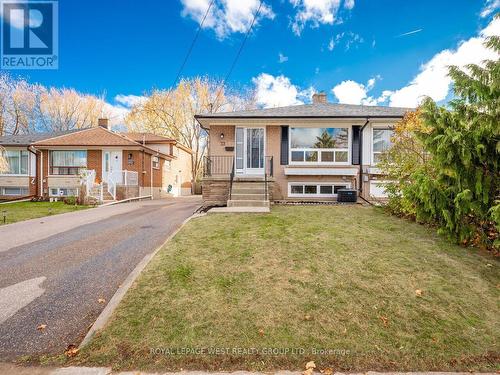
[27,146,37,197]
[358,118,370,194]
[150,153,153,198]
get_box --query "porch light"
[220,132,224,140]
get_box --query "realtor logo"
[1,0,58,69]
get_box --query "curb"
[79,211,206,348]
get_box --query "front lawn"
[73,205,499,372]
[0,201,90,225]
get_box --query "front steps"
[227,178,270,210]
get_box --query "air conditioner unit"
[337,189,357,203]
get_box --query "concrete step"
[231,188,266,194]
[227,200,270,208]
[232,182,266,189]
[230,193,266,200]
[234,176,265,182]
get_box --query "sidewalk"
[0,364,497,375]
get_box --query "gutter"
[358,119,370,194]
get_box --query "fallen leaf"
[320,367,333,375]
[258,329,264,336]
[379,316,389,327]
[302,368,314,375]
[304,314,311,321]
[305,361,316,369]
[415,289,423,297]
[64,344,79,357]
[36,324,47,331]
[98,298,106,304]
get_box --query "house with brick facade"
[0,119,193,202]
[196,93,411,209]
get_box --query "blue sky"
[3,0,500,114]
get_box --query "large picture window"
[1,150,29,175]
[290,127,349,164]
[372,129,394,164]
[50,150,87,175]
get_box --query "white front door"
[235,127,265,175]
[102,150,122,183]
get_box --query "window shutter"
[351,125,361,165]
[280,126,289,165]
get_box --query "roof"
[0,129,82,146]
[121,132,175,144]
[121,132,193,154]
[195,102,413,120]
[32,127,174,159]
[33,127,143,147]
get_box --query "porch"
[82,169,139,204]
[202,155,275,208]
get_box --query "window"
[1,150,29,175]
[0,186,28,196]
[50,150,87,175]
[290,127,349,164]
[152,156,160,169]
[288,183,349,198]
[372,128,394,164]
[50,188,78,197]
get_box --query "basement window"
[288,183,350,198]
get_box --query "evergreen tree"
[314,130,336,148]
[382,29,499,251]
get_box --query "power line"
[172,0,215,89]
[213,0,263,109]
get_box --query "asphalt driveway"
[0,197,201,360]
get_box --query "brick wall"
[87,150,102,180]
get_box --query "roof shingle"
[195,102,413,119]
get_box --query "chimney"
[98,118,109,129]
[312,92,328,104]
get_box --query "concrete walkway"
[0,364,496,375]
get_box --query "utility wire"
[213,0,263,109]
[172,0,215,89]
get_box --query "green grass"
[0,201,90,225]
[72,205,499,372]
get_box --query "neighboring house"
[0,130,80,200]
[196,93,410,208]
[121,133,193,197]
[0,119,193,202]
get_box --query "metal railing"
[264,156,273,201]
[203,155,234,176]
[229,159,235,200]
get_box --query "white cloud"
[278,52,288,63]
[114,94,147,108]
[180,0,274,39]
[329,17,500,108]
[328,38,335,51]
[252,73,314,108]
[290,0,354,36]
[480,0,500,17]
[387,16,499,107]
[331,77,383,105]
[344,0,355,10]
[328,31,363,51]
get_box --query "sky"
[2,0,500,120]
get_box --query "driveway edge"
[79,212,206,348]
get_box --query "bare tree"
[125,77,255,182]
[37,88,116,132]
